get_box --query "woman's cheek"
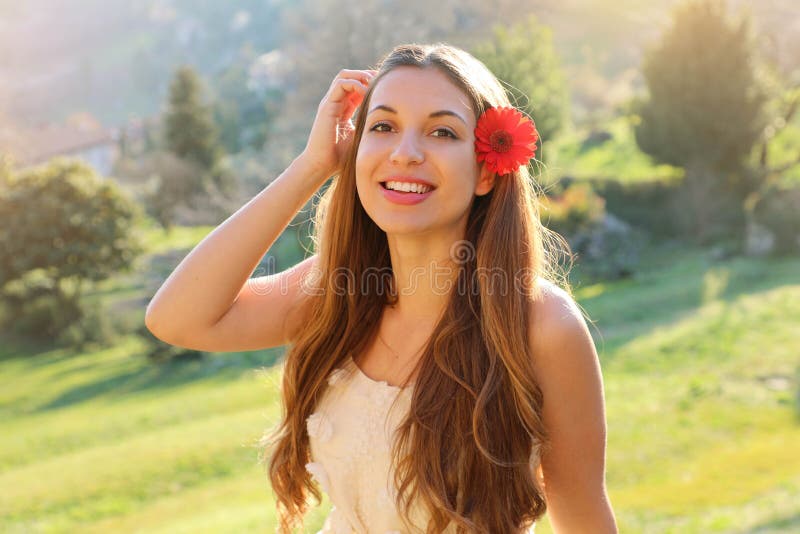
[355,140,379,169]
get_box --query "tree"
[472,14,570,161]
[211,52,283,154]
[0,158,144,341]
[161,64,237,220]
[632,0,769,243]
[164,65,223,178]
[134,151,206,231]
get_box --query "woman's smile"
[378,175,438,205]
[379,181,436,205]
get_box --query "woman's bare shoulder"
[531,278,581,321]
[528,277,591,359]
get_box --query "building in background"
[0,112,118,176]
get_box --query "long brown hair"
[258,43,573,533]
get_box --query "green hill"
[1,229,798,532]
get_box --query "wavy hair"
[258,42,573,533]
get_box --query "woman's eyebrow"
[367,104,467,126]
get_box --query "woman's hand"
[299,69,377,180]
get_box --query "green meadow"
[2,225,798,533]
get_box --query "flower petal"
[474,106,539,175]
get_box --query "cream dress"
[305,355,537,534]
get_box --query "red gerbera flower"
[474,106,539,176]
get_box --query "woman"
[145,43,617,533]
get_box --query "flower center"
[489,130,513,153]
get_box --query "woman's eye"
[368,123,456,139]
[432,128,457,139]
[370,122,392,132]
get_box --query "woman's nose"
[389,133,424,165]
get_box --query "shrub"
[55,301,122,349]
[539,181,605,238]
[570,213,646,281]
[0,275,122,349]
[116,151,204,230]
[591,178,684,239]
[135,322,205,364]
[540,181,643,281]
[0,276,81,340]
[0,158,144,286]
[749,182,800,255]
[0,158,144,343]
[580,129,613,151]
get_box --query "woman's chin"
[374,217,436,236]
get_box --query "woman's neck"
[384,228,465,323]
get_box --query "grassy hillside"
[1,229,798,533]
[546,114,684,183]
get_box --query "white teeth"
[385,181,431,194]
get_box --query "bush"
[0,157,144,344]
[135,322,206,364]
[0,158,144,286]
[55,301,123,349]
[678,167,748,244]
[749,182,800,255]
[591,178,684,239]
[116,151,205,229]
[539,181,606,237]
[0,278,122,349]
[570,213,646,281]
[540,181,643,281]
[580,129,613,151]
[0,279,81,340]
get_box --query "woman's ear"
[475,162,496,196]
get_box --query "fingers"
[319,68,378,114]
[326,77,372,107]
[334,68,377,85]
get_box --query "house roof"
[0,113,116,167]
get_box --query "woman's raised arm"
[144,69,376,351]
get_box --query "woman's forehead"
[369,66,475,123]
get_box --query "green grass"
[138,223,218,256]
[544,114,684,184]
[1,232,799,533]
[559,243,800,534]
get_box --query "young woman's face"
[355,66,493,236]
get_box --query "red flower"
[474,106,539,176]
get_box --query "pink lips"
[380,182,434,205]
